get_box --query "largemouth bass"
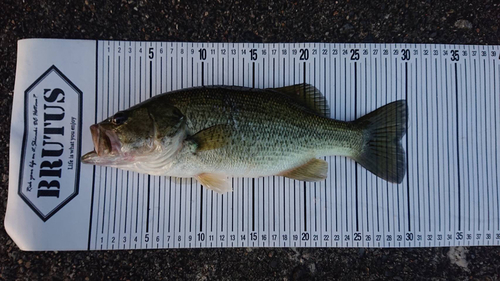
[82,84,407,193]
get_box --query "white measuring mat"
[5,39,500,250]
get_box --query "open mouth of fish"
[81,124,121,163]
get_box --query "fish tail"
[352,100,407,184]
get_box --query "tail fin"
[353,100,407,184]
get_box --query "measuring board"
[5,39,500,250]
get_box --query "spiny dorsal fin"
[268,83,331,118]
[189,124,233,152]
[278,158,328,181]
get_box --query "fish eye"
[112,112,128,125]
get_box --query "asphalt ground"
[1,0,500,279]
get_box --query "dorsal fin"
[267,83,331,118]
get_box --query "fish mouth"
[82,124,122,164]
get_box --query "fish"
[82,84,407,193]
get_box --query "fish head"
[81,104,185,167]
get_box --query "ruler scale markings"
[435,54,442,237]
[474,51,481,234]
[135,44,142,236]
[116,44,124,244]
[429,50,436,245]
[401,45,408,246]
[381,51,387,246]
[421,44,427,244]
[428,46,436,246]
[405,59,411,235]
[161,175,166,247]
[122,43,132,243]
[460,48,467,244]
[106,45,115,249]
[487,48,495,242]
[464,50,475,245]
[389,46,396,246]
[464,50,471,238]
[252,169,255,233]
[313,49,318,239]
[240,182,245,245]
[471,46,478,245]
[124,52,132,240]
[346,45,351,246]
[391,49,399,245]
[102,52,111,237]
[311,48,317,244]
[145,55,153,235]
[219,45,224,240]
[154,44,162,241]
[343,55,348,237]
[282,44,288,246]
[405,49,411,242]
[87,41,99,250]
[113,46,120,238]
[394,57,402,238]
[189,179,194,245]
[425,54,432,236]
[303,61,308,238]
[82,42,500,249]
[179,179,183,235]
[483,52,490,234]
[323,53,328,242]
[414,50,420,240]
[335,45,342,247]
[412,47,419,244]
[445,56,452,239]
[354,61,359,235]
[387,47,393,246]
[479,46,487,244]
[231,180,234,235]
[116,49,124,248]
[364,55,369,239]
[495,59,500,234]
[441,45,448,244]
[455,62,461,234]
[493,47,500,237]
[373,46,380,237]
[490,48,496,244]
[112,169,118,234]
[292,54,296,243]
[418,45,425,245]
[384,56,391,239]
[210,191,213,245]
[377,47,384,245]
[211,55,216,246]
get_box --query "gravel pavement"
[1,0,500,279]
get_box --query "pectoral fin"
[196,173,232,193]
[278,158,328,181]
[189,124,233,153]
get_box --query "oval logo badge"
[19,65,82,221]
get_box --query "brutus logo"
[19,65,82,221]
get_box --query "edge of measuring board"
[5,39,500,251]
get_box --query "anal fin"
[278,158,328,181]
[196,173,232,193]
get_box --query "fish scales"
[155,86,362,177]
